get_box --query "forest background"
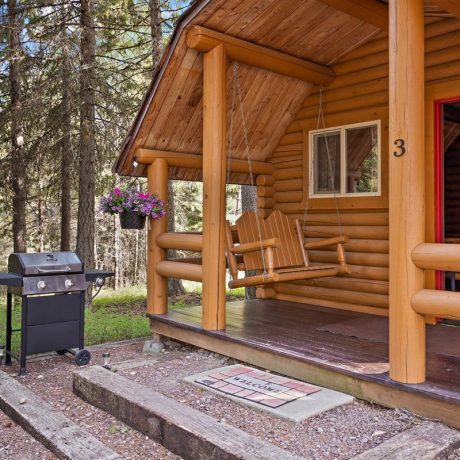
[0,0,255,294]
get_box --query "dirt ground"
[0,337,429,460]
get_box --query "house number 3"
[393,139,406,157]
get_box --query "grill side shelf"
[0,273,22,287]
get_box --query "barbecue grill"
[0,252,113,375]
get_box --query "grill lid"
[8,252,83,276]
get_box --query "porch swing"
[225,62,350,289]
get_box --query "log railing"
[411,243,460,320]
[154,232,204,283]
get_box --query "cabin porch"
[149,299,460,429]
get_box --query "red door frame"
[434,96,460,289]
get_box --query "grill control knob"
[65,279,74,289]
[37,280,46,290]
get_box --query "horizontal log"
[298,91,388,119]
[304,225,389,240]
[274,283,389,309]
[257,186,274,197]
[412,243,460,271]
[255,175,274,186]
[304,235,349,250]
[426,60,460,83]
[304,79,388,108]
[273,167,303,181]
[411,289,460,320]
[257,197,275,209]
[270,154,302,164]
[301,211,389,226]
[273,143,303,153]
[278,132,303,146]
[186,26,335,85]
[309,262,388,281]
[309,250,388,268]
[156,233,203,252]
[155,261,203,282]
[135,149,274,175]
[305,237,389,254]
[273,179,303,192]
[301,276,389,295]
[274,160,303,170]
[273,190,304,203]
[273,292,388,317]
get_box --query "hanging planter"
[119,210,146,230]
[100,187,166,230]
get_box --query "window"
[309,121,381,198]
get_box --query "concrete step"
[74,365,305,460]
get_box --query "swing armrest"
[231,238,280,254]
[303,235,349,250]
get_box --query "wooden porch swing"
[225,62,350,289]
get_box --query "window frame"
[308,120,381,199]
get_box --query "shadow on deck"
[149,299,460,428]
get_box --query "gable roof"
[115,0,386,183]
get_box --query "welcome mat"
[318,317,460,360]
[184,365,354,422]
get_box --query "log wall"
[259,18,460,315]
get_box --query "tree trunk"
[167,181,185,296]
[76,0,96,269]
[149,0,185,297]
[241,185,257,299]
[8,0,27,253]
[60,8,72,252]
[149,0,162,68]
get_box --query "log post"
[147,158,168,315]
[202,44,227,330]
[388,0,426,383]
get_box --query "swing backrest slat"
[235,210,306,271]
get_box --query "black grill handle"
[36,266,72,274]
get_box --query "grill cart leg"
[19,297,28,376]
[5,292,12,366]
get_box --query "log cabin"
[115,0,460,427]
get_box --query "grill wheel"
[75,349,91,366]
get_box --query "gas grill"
[0,252,113,375]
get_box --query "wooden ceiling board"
[117,0,385,181]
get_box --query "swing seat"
[225,210,349,289]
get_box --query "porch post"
[202,44,227,330]
[388,0,426,383]
[147,158,168,315]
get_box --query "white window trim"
[308,120,381,199]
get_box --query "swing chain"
[228,61,269,277]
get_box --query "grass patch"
[0,285,246,352]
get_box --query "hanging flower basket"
[119,210,146,230]
[99,187,166,230]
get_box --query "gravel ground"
[116,340,423,460]
[0,338,432,460]
[1,339,179,460]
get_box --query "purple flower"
[99,187,165,220]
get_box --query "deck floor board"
[150,299,460,407]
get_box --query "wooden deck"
[149,299,460,428]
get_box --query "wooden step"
[73,366,304,460]
[0,370,120,460]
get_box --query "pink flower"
[137,192,150,199]
[114,187,122,196]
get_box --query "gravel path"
[0,338,427,459]
[2,339,178,460]
[117,340,423,460]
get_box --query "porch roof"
[114,0,452,184]
[114,0,390,184]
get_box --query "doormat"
[184,365,354,422]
